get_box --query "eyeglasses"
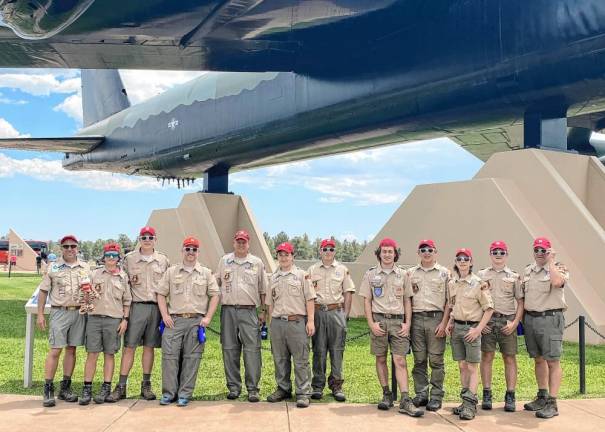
[322,247,335,252]
[184,247,198,252]
[104,252,120,259]
[455,256,471,262]
[140,235,155,241]
[419,247,434,253]
[62,244,77,249]
[533,248,547,254]
[491,250,507,256]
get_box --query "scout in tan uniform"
[358,238,422,417]
[477,241,524,412]
[79,243,131,405]
[216,229,268,402]
[111,226,169,401]
[266,242,316,408]
[521,237,569,419]
[308,238,355,402]
[406,239,450,411]
[37,234,90,407]
[446,248,494,420]
[155,236,220,407]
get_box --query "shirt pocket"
[192,275,207,296]
[430,277,445,293]
[502,277,516,294]
[244,268,257,285]
[111,280,125,300]
[172,276,185,294]
[330,274,344,296]
[288,280,302,296]
[152,264,164,283]
[393,280,404,298]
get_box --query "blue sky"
[0,69,483,243]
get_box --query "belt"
[51,306,79,311]
[374,313,404,319]
[492,312,515,319]
[171,313,203,318]
[525,309,564,317]
[315,303,344,311]
[133,301,158,305]
[413,310,443,317]
[454,319,479,325]
[275,314,305,321]
[223,304,256,310]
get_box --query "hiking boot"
[536,396,559,419]
[377,390,394,410]
[58,379,78,403]
[399,396,424,417]
[452,389,467,415]
[524,389,548,411]
[504,390,516,412]
[79,384,92,406]
[107,383,127,402]
[412,394,428,407]
[248,390,260,403]
[140,381,156,400]
[330,379,346,402]
[267,388,291,403]
[296,396,310,408]
[459,390,478,421]
[227,389,241,400]
[94,383,112,404]
[311,389,323,400]
[426,399,442,411]
[481,388,493,410]
[43,382,55,407]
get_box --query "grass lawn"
[1,274,604,403]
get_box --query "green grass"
[1,276,604,402]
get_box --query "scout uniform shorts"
[481,315,518,355]
[523,311,565,360]
[370,313,410,357]
[124,302,162,348]
[451,322,481,363]
[85,315,122,354]
[48,308,86,348]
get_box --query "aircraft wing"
[449,125,523,162]
[0,137,104,153]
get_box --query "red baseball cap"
[234,230,250,241]
[456,248,473,258]
[489,240,508,252]
[60,234,78,244]
[276,242,294,254]
[182,236,200,248]
[533,237,551,249]
[379,238,398,249]
[320,238,336,248]
[140,226,156,236]
[103,243,121,253]
[418,239,436,249]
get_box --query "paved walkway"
[2,395,605,432]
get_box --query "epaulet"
[554,262,568,272]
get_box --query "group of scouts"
[35,227,569,421]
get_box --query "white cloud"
[0,153,199,192]
[0,118,29,138]
[119,70,205,104]
[0,92,27,105]
[0,73,79,96]
[53,94,83,123]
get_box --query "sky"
[0,69,484,243]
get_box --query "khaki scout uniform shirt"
[266,266,316,317]
[308,260,355,305]
[406,263,450,312]
[217,253,267,306]
[89,267,132,318]
[154,263,219,315]
[123,250,170,303]
[39,258,91,307]
[358,265,412,315]
[448,273,494,322]
[522,262,569,312]
[477,266,523,315]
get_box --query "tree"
[273,231,289,247]
[117,233,134,253]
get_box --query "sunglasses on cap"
[322,247,335,252]
[534,247,548,254]
[140,235,155,241]
[455,256,471,262]
[419,247,434,254]
[104,252,120,259]
[62,244,77,249]
[491,250,507,256]
[184,247,198,252]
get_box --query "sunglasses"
[491,250,507,256]
[455,256,471,262]
[140,235,155,241]
[62,244,77,249]
[534,248,547,254]
[322,247,335,252]
[419,247,434,253]
[104,252,120,259]
[184,247,198,252]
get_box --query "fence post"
[391,354,397,402]
[579,315,586,394]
